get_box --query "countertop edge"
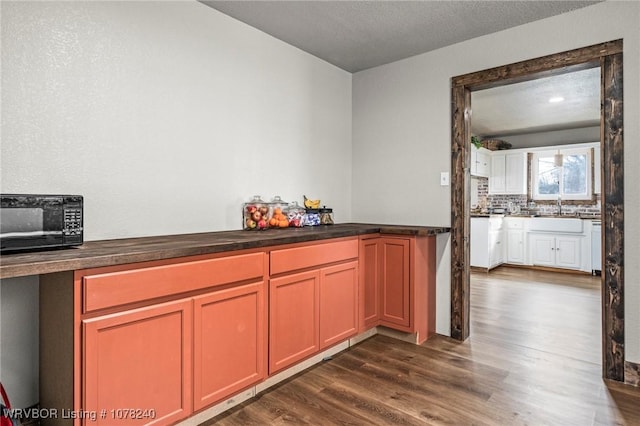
[0,223,450,279]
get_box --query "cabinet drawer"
[505,218,525,229]
[83,252,265,312]
[270,238,358,275]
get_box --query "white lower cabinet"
[471,216,504,270]
[529,233,582,269]
[505,217,526,265]
[506,230,525,264]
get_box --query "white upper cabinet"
[489,151,527,195]
[471,146,490,178]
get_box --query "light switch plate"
[440,172,450,186]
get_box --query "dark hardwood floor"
[204,266,640,425]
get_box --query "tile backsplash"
[473,177,601,215]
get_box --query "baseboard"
[376,326,421,344]
[625,361,640,387]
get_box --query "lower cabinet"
[269,270,320,374]
[82,282,268,425]
[379,238,411,329]
[269,260,359,374]
[530,233,582,269]
[359,238,381,330]
[193,281,266,410]
[470,216,504,270]
[359,235,436,343]
[82,299,193,426]
[319,262,359,349]
[71,234,433,425]
[506,229,525,264]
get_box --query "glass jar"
[269,196,289,229]
[286,201,305,228]
[319,206,334,225]
[303,209,321,226]
[243,195,270,230]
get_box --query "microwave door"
[0,206,63,250]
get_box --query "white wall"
[1,1,352,241]
[352,1,640,361]
[0,0,351,408]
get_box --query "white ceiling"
[200,0,602,139]
[471,67,601,138]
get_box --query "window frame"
[531,147,593,201]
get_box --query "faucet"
[557,196,562,215]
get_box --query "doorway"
[449,40,624,381]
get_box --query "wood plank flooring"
[203,266,640,425]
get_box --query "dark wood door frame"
[450,40,624,381]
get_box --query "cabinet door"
[489,153,506,194]
[470,218,489,268]
[269,270,319,374]
[320,262,358,349]
[476,149,491,177]
[506,230,525,264]
[83,299,192,426]
[505,153,527,194]
[530,234,556,267]
[555,236,582,269]
[359,238,381,330]
[489,230,504,268]
[379,238,411,328]
[193,282,266,410]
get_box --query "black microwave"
[0,194,83,253]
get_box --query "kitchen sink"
[529,217,584,233]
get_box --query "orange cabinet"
[269,262,359,374]
[78,251,268,425]
[358,235,436,343]
[379,238,411,329]
[359,237,381,331]
[269,238,359,375]
[269,270,320,374]
[319,261,358,349]
[82,299,193,426]
[193,281,267,410]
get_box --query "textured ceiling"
[201,1,600,73]
[471,67,601,138]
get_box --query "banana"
[303,195,321,209]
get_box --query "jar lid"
[305,208,320,214]
[319,206,333,213]
[270,195,288,205]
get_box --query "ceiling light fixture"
[549,96,565,103]
[554,150,564,167]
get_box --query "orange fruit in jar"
[269,218,278,227]
[274,208,282,215]
[279,220,288,228]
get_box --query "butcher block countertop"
[0,223,450,279]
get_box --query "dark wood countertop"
[0,223,450,279]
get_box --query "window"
[532,148,592,201]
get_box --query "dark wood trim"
[625,361,640,387]
[450,39,625,382]
[602,51,624,382]
[452,40,622,90]
[450,85,471,340]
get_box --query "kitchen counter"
[0,223,450,279]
